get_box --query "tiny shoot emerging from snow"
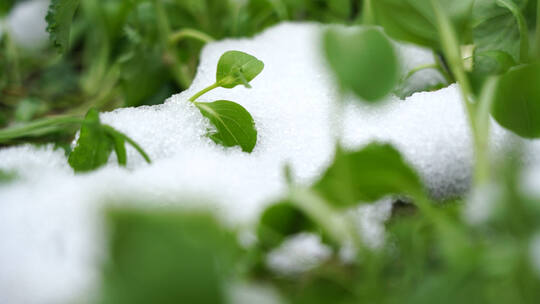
[68,109,151,172]
[188,50,264,153]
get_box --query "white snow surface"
[1,22,540,303]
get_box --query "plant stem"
[402,63,446,83]
[154,0,192,88]
[430,0,489,187]
[497,0,529,63]
[289,187,359,248]
[169,28,215,45]
[103,125,152,164]
[474,77,498,184]
[0,116,84,143]
[189,82,220,102]
[362,0,375,25]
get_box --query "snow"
[0,22,539,303]
[4,0,50,50]
[266,233,332,276]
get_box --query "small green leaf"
[195,100,257,152]
[110,133,127,167]
[491,63,540,138]
[324,27,398,102]
[314,143,424,207]
[100,208,238,304]
[46,0,81,53]
[216,51,264,88]
[68,109,114,172]
[372,0,474,49]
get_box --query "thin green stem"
[189,82,220,102]
[403,64,444,83]
[154,0,192,88]
[497,0,529,63]
[103,125,152,164]
[362,0,375,25]
[0,116,84,143]
[431,0,489,187]
[474,77,498,184]
[169,28,215,45]
[289,187,359,247]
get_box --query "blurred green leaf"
[257,201,315,249]
[473,0,529,63]
[14,98,48,122]
[100,208,239,304]
[491,63,540,138]
[46,0,81,53]
[216,50,264,89]
[314,143,424,207]
[120,47,169,107]
[68,109,114,172]
[371,0,474,49]
[323,27,398,101]
[0,0,17,17]
[195,100,257,152]
[0,169,17,184]
[469,50,516,94]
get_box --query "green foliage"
[491,63,540,138]
[0,0,17,17]
[68,109,114,172]
[0,169,17,184]
[99,207,239,304]
[323,27,399,101]
[216,50,264,89]
[257,201,315,249]
[195,100,258,153]
[473,0,529,63]
[68,109,151,172]
[371,0,474,49]
[189,51,262,152]
[313,143,424,207]
[45,0,81,53]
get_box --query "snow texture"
[266,233,332,276]
[1,22,540,303]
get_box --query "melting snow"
[1,22,540,303]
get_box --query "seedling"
[188,50,264,153]
[68,108,151,172]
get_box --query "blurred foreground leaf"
[492,63,540,138]
[323,27,398,101]
[99,208,239,304]
[314,143,424,207]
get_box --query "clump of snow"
[349,199,394,249]
[0,22,539,303]
[4,0,50,50]
[266,233,332,276]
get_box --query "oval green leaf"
[46,0,81,53]
[492,63,540,138]
[323,27,398,101]
[313,143,424,207]
[216,51,264,89]
[195,100,257,152]
[68,109,114,172]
